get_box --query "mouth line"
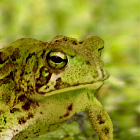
[43,81,104,97]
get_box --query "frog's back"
[0,38,47,78]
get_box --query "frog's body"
[0,35,113,140]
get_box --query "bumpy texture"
[0,35,113,140]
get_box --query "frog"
[0,35,113,140]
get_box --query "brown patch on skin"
[92,70,99,78]
[25,52,35,63]
[68,104,73,111]
[54,77,62,89]
[0,110,4,115]
[103,127,109,135]
[0,52,8,64]
[22,102,31,111]
[79,41,83,44]
[41,50,46,58]
[41,41,48,46]
[34,129,40,136]
[10,48,20,62]
[14,129,19,133]
[27,113,34,119]
[10,108,20,113]
[0,71,15,86]
[72,41,78,45]
[101,68,105,78]
[35,102,39,107]
[55,40,60,43]
[18,117,26,125]
[55,78,70,90]
[18,95,27,101]
[63,112,69,117]
[40,112,43,114]
[60,104,73,119]
[86,61,91,65]
[97,115,105,124]
[63,38,67,41]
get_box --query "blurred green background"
[0,0,139,140]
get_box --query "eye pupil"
[46,51,68,69]
[51,56,63,63]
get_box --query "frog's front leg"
[86,98,113,140]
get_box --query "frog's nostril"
[98,46,104,56]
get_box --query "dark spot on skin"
[27,85,34,93]
[97,115,105,124]
[10,108,20,113]
[64,112,69,117]
[41,50,46,58]
[27,113,34,119]
[55,40,59,43]
[10,48,19,61]
[35,83,43,88]
[0,71,15,86]
[103,127,109,135]
[36,134,39,137]
[73,83,79,86]
[3,117,7,124]
[22,102,30,111]
[60,104,73,118]
[72,41,78,45]
[26,52,35,63]
[54,77,62,89]
[0,52,8,64]
[35,102,40,107]
[18,117,26,125]
[68,104,73,111]
[63,38,67,41]
[41,41,48,46]
[34,129,40,134]
[0,110,4,115]
[92,70,99,78]
[14,130,18,132]
[101,68,105,78]
[40,112,43,114]
[79,41,83,44]
[86,61,91,65]
[0,128,3,132]
[9,71,14,81]
[18,95,27,101]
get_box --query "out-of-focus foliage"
[0,0,139,140]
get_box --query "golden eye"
[46,51,68,69]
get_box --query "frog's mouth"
[31,81,104,101]
[45,81,104,97]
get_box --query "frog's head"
[34,35,109,97]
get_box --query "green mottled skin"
[0,35,113,140]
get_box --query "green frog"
[0,35,113,140]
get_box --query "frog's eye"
[46,51,68,69]
[98,46,104,56]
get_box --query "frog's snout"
[95,65,109,81]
